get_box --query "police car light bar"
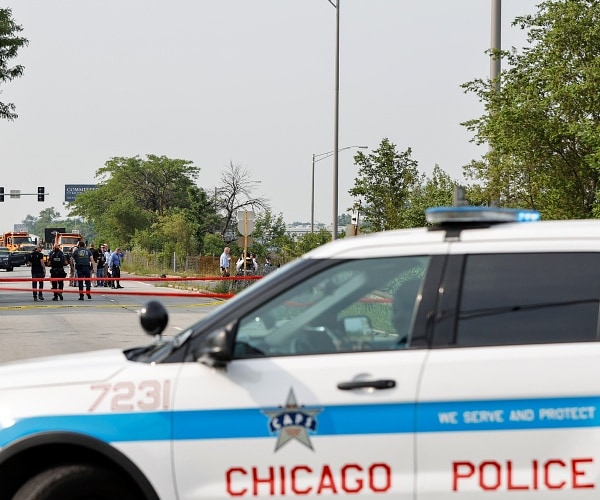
[425,206,541,225]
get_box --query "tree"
[72,185,151,249]
[349,138,423,231]
[20,208,97,246]
[28,207,62,239]
[0,9,28,121]
[403,166,459,228]
[203,233,226,257]
[289,229,332,258]
[184,185,219,255]
[71,155,201,248]
[462,0,600,219]
[216,162,269,241]
[96,155,200,217]
[151,210,198,261]
[251,210,294,258]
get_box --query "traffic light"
[0,187,4,202]
[37,186,45,202]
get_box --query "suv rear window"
[456,253,600,347]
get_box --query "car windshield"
[12,237,33,244]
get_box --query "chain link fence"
[124,252,220,276]
[125,252,281,276]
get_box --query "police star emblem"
[262,388,323,451]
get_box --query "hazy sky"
[1,0,539,231]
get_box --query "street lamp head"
[313,145,368,163]
[311,144,368,233]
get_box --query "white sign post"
[236,211,256,273]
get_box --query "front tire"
[13,464,140,500]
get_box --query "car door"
[416,244,600,499]
[171,253,445,499]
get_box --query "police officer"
[70,241,93,300]
[48,244,68,301]
[28,245,46,302]
[108,247,124,288]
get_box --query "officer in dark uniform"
[48,244,68,301]
[71,241,93,300]
[28,245,46,301]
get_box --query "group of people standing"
[28,242,124,302]
[219,246,273,277]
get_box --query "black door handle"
[337,379,396,391]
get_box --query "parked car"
[7,250,28,267]
[0,246,15,271]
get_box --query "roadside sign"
[64,184,97,203]
[237,211,256,236]
[236,210,255,221]
[346,224,360,237]
[237,219,255,236]
[238,236,253,247]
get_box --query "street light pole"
[311,153,316,233]
[311,145,367,233]
[490,0,501,89]
[332,0,341,239]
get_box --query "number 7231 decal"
[88,380,172,412]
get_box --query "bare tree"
[216,162,269,241]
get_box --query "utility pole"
[490,0,501,91]
[330,0,341,240]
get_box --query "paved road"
[0,267,225,362]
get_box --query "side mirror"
[342,315,374,344]
[194,322,236,369]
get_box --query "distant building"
[285,222,330,237]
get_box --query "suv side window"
[233,256,429,358]
[456,253,600,347]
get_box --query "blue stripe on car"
[1,396,599,447]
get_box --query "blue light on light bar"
[425,206,541,225]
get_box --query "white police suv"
[2,206,600,499]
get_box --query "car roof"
[305,227,448,260]
[304,218,600,260]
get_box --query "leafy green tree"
[203,233,226,257]
[27,208,62,240]
[251,210,294,258]
[462,0,600,219]
[403,166,459,227]
[349,138,423,231]
[70,155,200,248]
[21,208,97,245]
[0,8,28,121]
[289,229,332,258]
[184,185,218,255]
[131,226,162,254]
[96,155,200,217]
[152,210,198,261]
